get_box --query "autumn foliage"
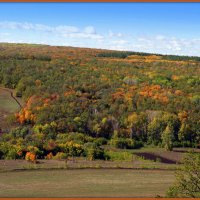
[25,152,36,162]
[0,43,199,161]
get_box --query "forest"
[0,43,199,161]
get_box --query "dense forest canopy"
[0,43,199,160]
[97,50,200,61]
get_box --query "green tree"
[161,125,174,151]
[167,152,200,197]
[126,112,148,141]
[147,118,165,145]
[178,123,192,144]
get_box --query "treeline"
[97,51,200,62]
[163,55,200,62]
[97,51,152,59]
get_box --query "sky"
[0,3,200,56]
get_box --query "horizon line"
[1,41,200,58]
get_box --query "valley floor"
[0,168,175,197]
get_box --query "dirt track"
[0,87,23,109]
[0,87,23,131]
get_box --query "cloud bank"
[0,21,200,56]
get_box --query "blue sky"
[0,3,200,56]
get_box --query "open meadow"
[0,146,190,197]
[0,169,175,197]
[0,87,23,130]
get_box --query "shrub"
[53,152,68,160]
[94,137,108,146]
[6,148,19,160]
[25,152,36,162]
[83,142,105,160]
[46,152,53,160]
[27,146,40,154]
[43,139,57,151]
[56,132,94,144]
[58,141,84,157]
[110,138,143,149]
[0,143,21,159]
[104,150,132,162]
[10,127,29,138]
[173,141,194,148]
[110,138,127,149]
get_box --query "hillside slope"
[0,43,199,160]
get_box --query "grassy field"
[0,87,23,129]
[0,147,179,197]
[0,169,175,197]
[0,145,190,198]
[0,88,21,113]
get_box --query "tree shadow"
[134,152,179,164]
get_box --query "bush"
[6,148,19,160]
[110,138,127,149]
[56,132,94,144]
[58,141,84,157]
[104,150,132,162]
[25,152,36,162]
[46,152,53,160]
[110,138,143,149]
[66,132,86,143]
[94,137,108,146]
[10,127,29,138]
[53,152,68,160]
[173,141,194,148]
[83,142,105,160]
[0,142,20,159]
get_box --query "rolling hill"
[0,43,199,160]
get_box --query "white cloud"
[62,32,103,40]
[155,35,166,41]
[84,26,96,34]
[111,40,128,45]
[0,21,51,31]
[1,21,200,56]
[0,21,103,40]
[132,35,200,55]
[0,32,10,36]
[106,35,200,56]
[108,30,123,38]
[55,25,79,33]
